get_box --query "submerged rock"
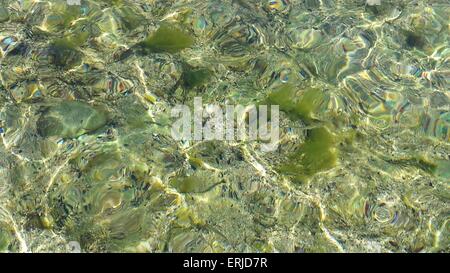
[404,30,426,49]
[47,39,83,69]
[37,101,107,138]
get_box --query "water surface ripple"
[0,0,448,252]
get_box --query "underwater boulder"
[37,101,107,138]
[47,39,83,69]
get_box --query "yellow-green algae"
[266,84,327,123]
[278,126,338,183]
[266,85,337,181]
[170,172,222,194]
[141,24,194,53]
[0,6,9,23]
[182,66,212,90]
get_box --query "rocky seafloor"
[0,0,449,252]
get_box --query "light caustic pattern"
[0,0,449,253]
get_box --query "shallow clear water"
[0,0,449,253]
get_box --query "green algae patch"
[116,6,144,31]
[64,31,90,48]
[174,207,205,227]
[296,87,327,121]
[266,84,298,114]
[188,157,204,170]
[99,0,124,5]
[182,66,212,89]
[170,176,200,193]
[170,173,222,194]
[0,228,12,252]
[0,6,10,23]
[141,24,194,53]
[279,127,338,183]
[266,84,327,123]
[386,156,440,175]
[416,157,438,174]
[25,214,54,230]
[435,160,450,179]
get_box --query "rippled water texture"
[0,0,449,253]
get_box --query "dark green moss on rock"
[182,66,212,89]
